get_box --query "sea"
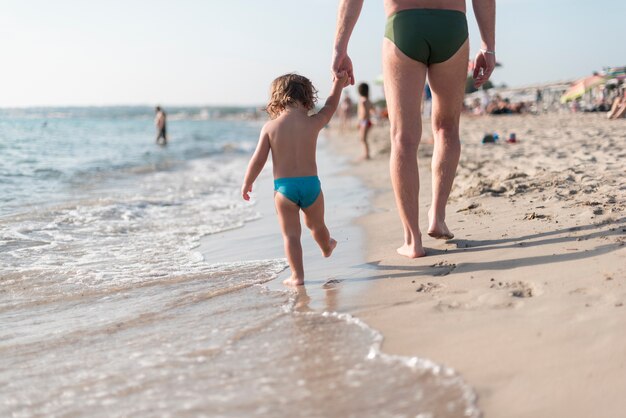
[0,106,479,417]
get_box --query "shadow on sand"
[304,217,626,286]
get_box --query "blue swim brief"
[274,176,321,208]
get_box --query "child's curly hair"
[266,73,318,119]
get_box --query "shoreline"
[328,113,626,417]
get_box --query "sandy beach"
[328,113,626,418]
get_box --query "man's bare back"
[384,0,466,15]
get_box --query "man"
[332,0,495,258]
[155,106,167,145]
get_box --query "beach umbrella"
[560,74,606,103]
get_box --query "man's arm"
[332,0,364,85]
[241,127,271,201]
[472,0,496,88]
[312,74,349,128]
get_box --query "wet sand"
[328,113,626,418]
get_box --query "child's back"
[265,107,319,179]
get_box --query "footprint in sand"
[430,261,457,276]
[322,278,343,289]
[490,279,536,298]
[415,282,443,293]
[523,212,551,221]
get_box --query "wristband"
[480,49,495,55]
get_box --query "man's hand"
[332,50,355,85]
[472,50,496,88]
[241,183,252,201]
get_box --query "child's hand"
[334,71,350,88]
[241,183,252,201]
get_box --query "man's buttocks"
[384,0,466,16]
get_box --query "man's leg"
[382,38,428,258]
[275,193,305,286]
[427,39,469,239]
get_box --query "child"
[357,82,374,160]
[241,72,348,286]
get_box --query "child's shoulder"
[262,119,278,132]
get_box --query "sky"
[0,0,624,107]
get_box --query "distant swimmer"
[155,106,167,145]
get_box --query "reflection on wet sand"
[293,279,341,313]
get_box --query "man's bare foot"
[427,224,454,240]
[428,209,454,240]
[396,244,427,258]
[322,238,337,258]
[283,276,304,286]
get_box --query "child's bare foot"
[322,238,337,257]
[396,244,427,259]
[283,275,304,286]
[428,209,454,240]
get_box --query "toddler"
[242,72,348,286]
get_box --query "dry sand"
[327,113,626,418]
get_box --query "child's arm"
[241,126,271,201]
[312,73,349,129]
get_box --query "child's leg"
[302,192,337,257]
[275,193,305,285]
[359,125,371,159]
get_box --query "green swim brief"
[385,8,468,65]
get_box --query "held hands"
[473,49,496,88]
[331,49,355,85]
[334,71,350,88]
[241,183,252,201]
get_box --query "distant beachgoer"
[241,72,349,286]
[339,94,353,131]
[480,88,491,115]
[357,82,374,160]
[488,96,514,115]
[607,88,626,120]
[534,89,543,113]
[155,106,167,145]
[332,0,495,258]
[423,83,433,117]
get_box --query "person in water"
[332,0,495,258]
[356,82,374,160]
[154,106,167,145]
[242,72,349,286]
